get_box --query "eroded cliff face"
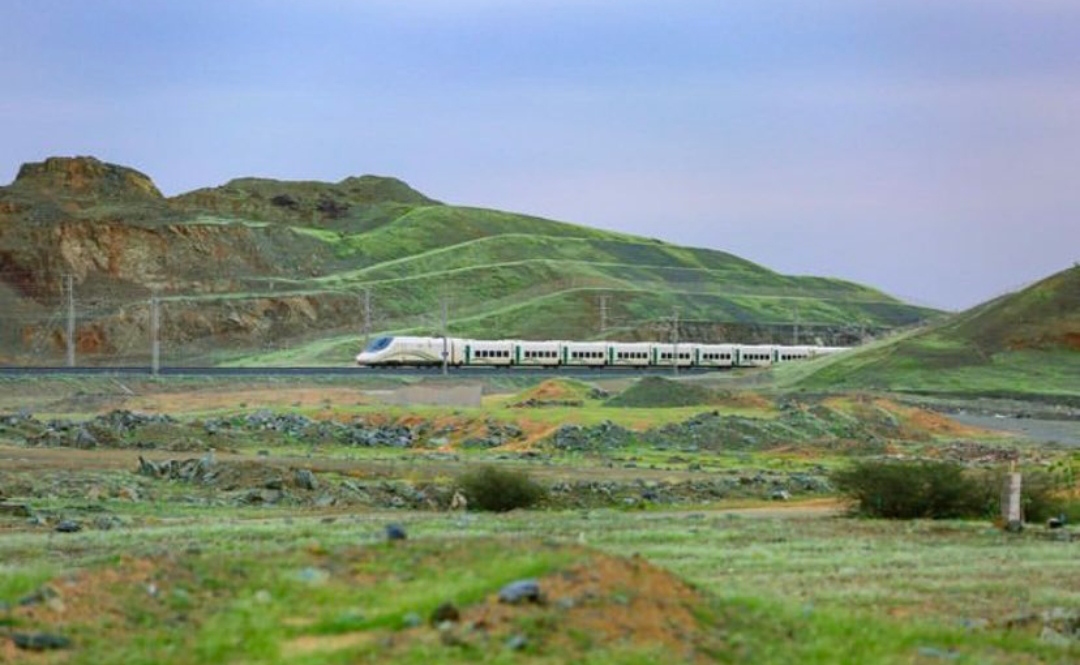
[0,156,397,363]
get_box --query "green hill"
[790,265,1080,399]
[0,156,936,366]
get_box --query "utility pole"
[150,291,160,376]
[598,295,608,336]
[672,307,679,377]
[362,288,372,347]
[64,274,75,367]
[440,296,449,376]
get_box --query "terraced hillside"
[0,156,935,365]
[789,265,1080,399]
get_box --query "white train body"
[356,336,848,369]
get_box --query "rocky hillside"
[0,156,936,365]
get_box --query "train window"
[364,336,393,352]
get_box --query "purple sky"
[2,1,1078,310]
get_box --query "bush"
[831,460,983,519]
[833,460,1076,522]
[456,465,547,512]
[967,468,1073,524]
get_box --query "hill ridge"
[0,155,935,365]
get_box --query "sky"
[2,1,1078,311]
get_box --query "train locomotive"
[355,336,847,369]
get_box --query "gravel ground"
[949,414,1080,447]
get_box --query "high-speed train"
[355,336,848,369]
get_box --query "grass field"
[2,375,1078,662]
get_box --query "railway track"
[0,365,720,378]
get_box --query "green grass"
[774,266,1080,399]
[2,508,1076,663]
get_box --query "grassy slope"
[787,266,1080,398]
[212,203,934,364]
[3,166,936,366]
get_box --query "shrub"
[456,465,547,512]
[967,467,1073,524]
[831,460,983,519]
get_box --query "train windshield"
[364,336,393,352]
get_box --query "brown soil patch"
[2,557,192,664]
[522,379,586,403]
[289,549,723,662]
[713,390,773,412]
[505,379,593,408]
[823,395,988,439]
[871,398,987,438]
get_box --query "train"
[355,335,848,369]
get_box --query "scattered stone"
[505,634,529,651]
[385,523,407,541]
[401,612,423,628]
[12,632,72,651]
[54,519,82,533]
[18,586,60,607]
[295,567,330,585]
[93,515,123,531]
[73,427,98,449]
[449,491,468,511]
[430,601,460,625]
[915,646,959,660]
[294,469,318,491]
[498,579,542,605]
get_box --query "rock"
[93,515,123,531]
[770,489,791,501]
[54,519,82,533]
[295,567,330,585]
[385,523,407,541]
[449,491,468,511]
[505,634,528,651]
[401,612,423,628]
[18,586,60,607]
[270,193,299,208]
[12,632,72,651]
[294,469,317,490]
[73,427,98,448]
[1039,626,1073,646]
[915,646,959,660]
[498,579,542,605]
[430,601,460,625]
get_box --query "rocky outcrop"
[11,156,163,202]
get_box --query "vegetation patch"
[456,465,548,512]
[832,459,1079,522]
[605,377,716,408]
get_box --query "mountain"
[0,156,936,366]
[792,265,1080,398]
